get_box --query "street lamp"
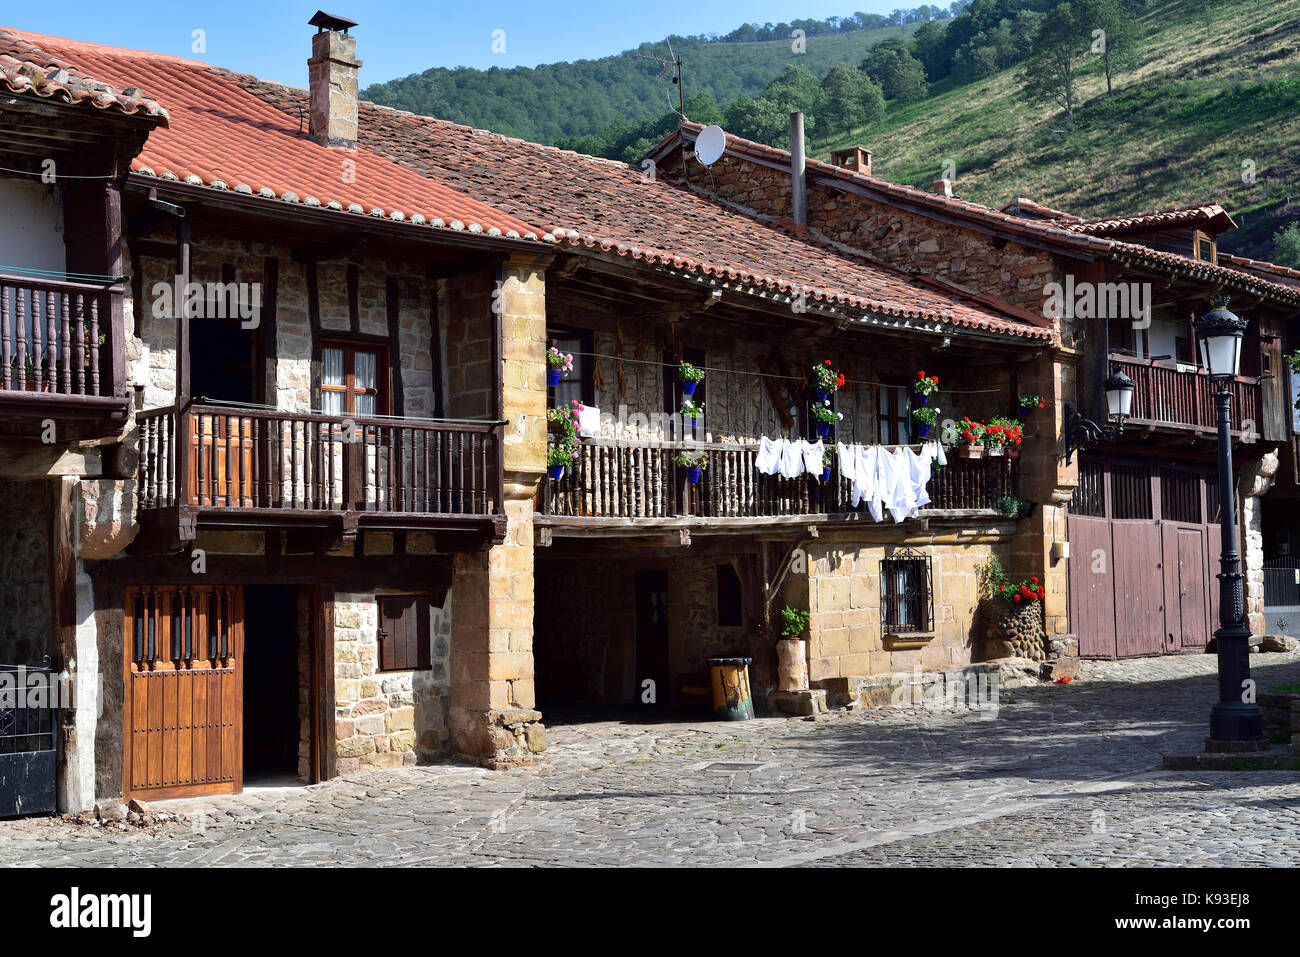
[1063,366,1136,465]
[1195,295,1264,749]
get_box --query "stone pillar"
[1239,451,1279,637]
[449,256,550,768]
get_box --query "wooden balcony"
[135,403,506,550]
[1111,355,1260,436]
[537,437,1018,538]
[0,273,128,438]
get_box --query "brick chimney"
[932,179,954,198]
[829,146,873,176]
[308,11,362,149]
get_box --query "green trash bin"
[707,656,755,721]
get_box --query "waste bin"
[707,657,754,721]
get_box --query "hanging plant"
[912,405,939,438]
[810,399,843,437]
[680,397,704,427]
[1018,393,1045,416]
[547,401,582,437]
[679,361,705,396]
[821,446,835,481]
[547,346,573,387]
[673,449,709,484]
[913,370,939,403]
[810,360,845,400]
[547,439,578,480]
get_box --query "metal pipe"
[790,113,807,226]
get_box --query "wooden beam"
[387,276,404,416]
[176,218,192,405]
[307,261,321,400]
[347,263,360,334]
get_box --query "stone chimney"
[308,11,362,149]
[829,146,873,176]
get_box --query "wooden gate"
[1068,458,1219,659]
[123,585,243,800]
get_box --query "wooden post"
[105,180,126,400]
[176,219,192,406]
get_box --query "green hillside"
[813,0,1300,260]
[361,22,930,143]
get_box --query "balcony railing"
[539,437,1017,522]
[137,402,505,539]
[1110,355,1259,433]
[0,273,120,398]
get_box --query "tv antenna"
[636,38,684,120]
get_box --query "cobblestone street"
[3,652,1299,867]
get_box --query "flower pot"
[681,380,698,397]
[916,422,932,438]
[547,368,563,387]
[916,393,929,405]
[686,466,703,484]
[959,444,984,459]
[1007,447,1020,460]
[821,466,832,482]
[815,422,831,438]
[776,638,809,692]
[690,417,699,429]
[1018,406,1031,417]
[988,446,1004,457]
[547,465,565,480]
[811,387,828,403]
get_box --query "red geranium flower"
[1013,594,1022,603]
[1030,577,1039,584]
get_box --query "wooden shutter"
[378,596,430,671]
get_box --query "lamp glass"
[1106,382,1134,419]
[1199,332,1241,381]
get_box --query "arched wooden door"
[123,585,244,801]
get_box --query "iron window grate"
[881,547,934,635]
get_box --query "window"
[664,346,706,428]
[877,383,911,444]
[321,341,387,417]
[716,564,743,627]
[550,330,593,410]
[881,547,933,634]
[378,596,431,672]
[1193,232,1215,264]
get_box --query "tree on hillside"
[819,64,887,133]
[726,66,824,146]
[1274,224,1300,270]
[863,40,929,103]
[1019,3,1092,126]
[1077,0,1140,96]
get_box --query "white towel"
[755,436,780,476]
[778,439,803,479]
[801,439,824,476]
[837,443,857,483]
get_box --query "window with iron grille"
[378,596,431,672]
[881,547,934,634]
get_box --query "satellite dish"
[694,125,726,166]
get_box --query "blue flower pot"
[917,422,932,438]
[547,465,565,480]
[812,388,828,403]
[682,380,698,397]
[1019,406,1031,417]
[690,417,699,429]
[687,467,703,484]
[821,466,832,482]
[547,368,563,387]
[816,422,831,437]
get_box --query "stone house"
[1,15,1297,814]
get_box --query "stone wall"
[794,529,1013,682]
[332,591,451,772]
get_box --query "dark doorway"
[242,585,300,782]
[634,570,669,708]
[191,318,256,403]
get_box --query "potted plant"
[679,360,705,397]
[984,418,1009,456]
[1018,393,1045,417]
[779,605,810,639]
[957,417,986,458]
[681,397,704,429]
[776,605,810,691]
[810,399,843,437]
[821,446,834,482]
[546,346,573,387]
[547,402,581,436]
[990,416,1023,458]
[913,370,939,405]
[912,405,939,439]
[810,360,845,402]
[977,557,1048,661]
[547,440,577,481]
[673,449,708,484]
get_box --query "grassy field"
[814,0,1300,259]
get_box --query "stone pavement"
[2,651,1298,867]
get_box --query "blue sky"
[5,2,914,87]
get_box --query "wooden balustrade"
[1110,355,1259,432]
[541,436,1017,520]
[0,273,119,398]
[138,403,503,518]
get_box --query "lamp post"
[1063,366,1135,465]
[1195,295,1264,749]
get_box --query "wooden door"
[1112,522,1165,656]
[187,413,253,507]
[1067,514,1117,658]
[1175,528,1211,652]
[124,585,244,801]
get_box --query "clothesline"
[565,350,1007,395]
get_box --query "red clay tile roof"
[0,28,539,242]
[1066,203,1237,236]
[1218,253,1300,289]
[0,28,167,123]
[1000,198,1082,223]
[664,124,1300,308]
[222,77,1051,342]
